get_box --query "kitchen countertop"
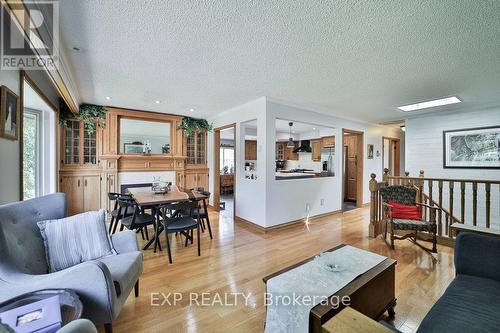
[275,171,334,180]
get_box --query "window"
[220,147,234,173]
[23,110,41,199]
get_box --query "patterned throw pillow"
[37,210,116,272]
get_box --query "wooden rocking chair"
[380,185,438,253]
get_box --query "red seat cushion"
[387,201,421,220]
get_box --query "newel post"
[369,173,378,238]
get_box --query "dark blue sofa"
[417,232,500,333]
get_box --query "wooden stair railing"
[369,169,500,242]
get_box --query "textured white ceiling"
[59,1,500,123]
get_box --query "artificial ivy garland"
[59,101,106,134]
[177,116,213,135]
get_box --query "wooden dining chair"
[158,200,202,264]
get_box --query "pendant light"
[287,122,295,148]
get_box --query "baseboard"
[235,210,342,233]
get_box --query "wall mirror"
[119,118,171,154]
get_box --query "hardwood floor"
[111,207,454,333]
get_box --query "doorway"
[213,124,236,221]
[382,137,401,176]
[342,129,364,211]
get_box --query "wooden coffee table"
[263,244,397,333]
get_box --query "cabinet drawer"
[149,159,174,169]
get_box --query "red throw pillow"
[387,201,421,220]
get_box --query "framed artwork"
[123,142,144,154]
[367,144,374,159]
[443,126,500,169]
[0,86,20,140]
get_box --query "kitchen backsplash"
[284,152,327,172]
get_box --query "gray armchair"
[0,193,143,333]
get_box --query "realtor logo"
[1,1,59,70]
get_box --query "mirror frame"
[118,116,174,156]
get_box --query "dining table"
[126,185,209,251]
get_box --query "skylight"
[397,96,461,112]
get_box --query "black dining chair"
[116,197,159,246]
[191,191,213,239]
[158,200,202,264]
[108,192,133,234]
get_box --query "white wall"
[406,108,500,228]
[0,20,62,204]
[0,70,21,204]
[208,97,404,228]
[207,97,268,226]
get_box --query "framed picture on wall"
[367,144,374,159]
[0,85,20,140]
[123,142,144,154]
[443,126,500,169]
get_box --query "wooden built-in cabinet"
[322,136,335,148]
[185,170,209,190]
[186,131,207,166]
[60,173,101,216]
[59,107,209,215]
[311,139,322,161]
[245,140,257,160]
[276,142,285,160]
[283,141,299,161]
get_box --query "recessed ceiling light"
[313,127,317,130]
[189,108,195,112]
[397,96,461,112]
[155,100,161,104]
[105,96,111,100]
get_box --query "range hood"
[293,140,312,153]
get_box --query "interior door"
[345,135,358,201]
[83,175,101,211]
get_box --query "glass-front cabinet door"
[186,131,207,166]
[62,119,98,167]
[64,120,80,164]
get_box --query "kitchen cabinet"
[311,139,322,161]
[60,174,101,216]
[284,141,299,161]
[276,142,285,160]
[322,136,335,148]
[245,140,257,160]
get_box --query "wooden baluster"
[418,170,424,201]
[460,182,465,224]
[472,182,478,226]
[369,173,378,237]
[448,182,454,234]
[438,180,443,236]
[485,183,491,228]
[428,180,434,222]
